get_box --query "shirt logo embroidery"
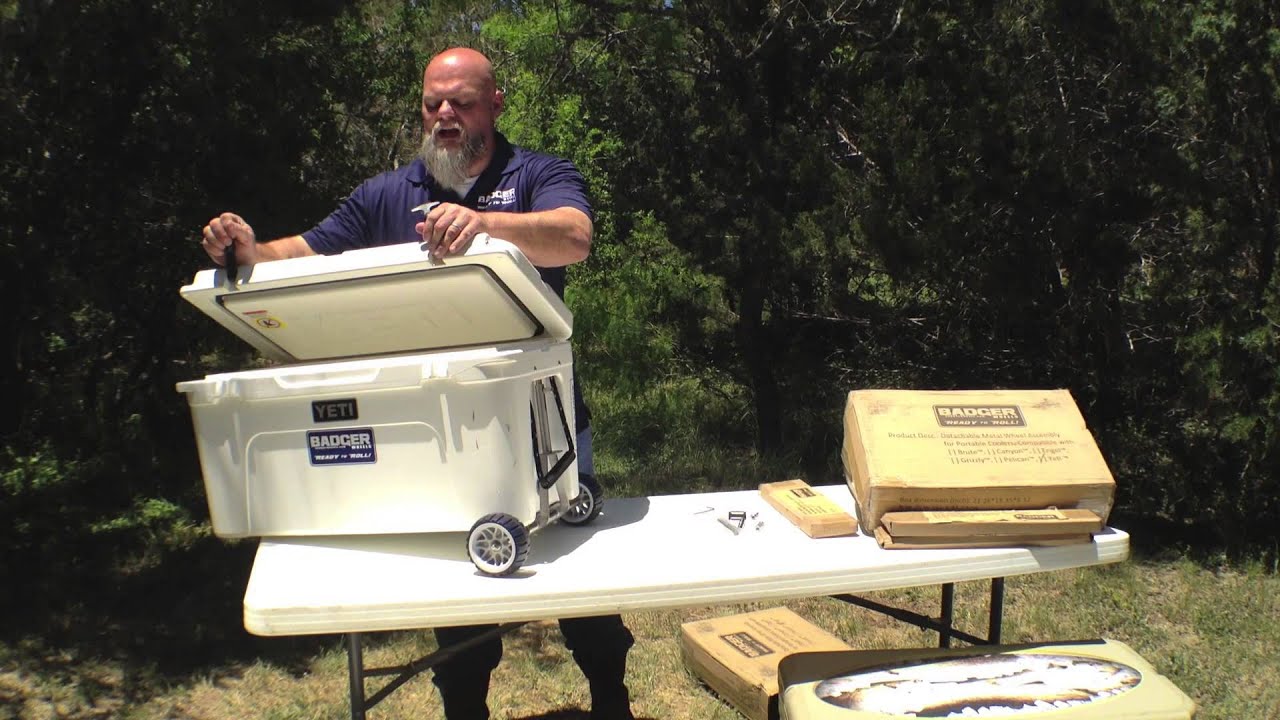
[479,187,516,208]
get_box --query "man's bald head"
[424,48,497,94]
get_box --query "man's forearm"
[481,208,592,267]
[202,213,318,268]
[256,235,317,262]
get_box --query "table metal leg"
[347,633,366,720]
[339,579,1013,718]
[835,576,1008,648]
[833,593,989,646]
[342,622,525,719]
[939,583,955,648]
[989,577,1005,644]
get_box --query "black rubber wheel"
[466,513,530,576]
[562,473,604,526]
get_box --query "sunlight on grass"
[4,466,1277,720]
[3,455,1277,720]
[45,557,1266,719]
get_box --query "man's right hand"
[202,212,258,266]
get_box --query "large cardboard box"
[842,389,1115,535]
[778,639,1196,719]
[681,608,852,720]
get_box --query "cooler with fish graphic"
[778,639,1195,719]
[176,236,598,576]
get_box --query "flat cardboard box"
[842,389,1115,534]
[681,607,852,720]
[778,639,1197,719]
[873,526,1094,550]
[760,479,859,538]
[880,508,1103,538]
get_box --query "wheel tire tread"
[467,513,530,576]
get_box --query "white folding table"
[242,485,1129,719]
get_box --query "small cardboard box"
[760,480,859,538]
[842,389,1115,534]
[681,608,852,720]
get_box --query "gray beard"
[419,127,486,193]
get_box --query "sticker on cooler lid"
[240,309,286,330]
[254,316,285,330]
[308,427,377,465]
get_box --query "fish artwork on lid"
[814,652,1142,716]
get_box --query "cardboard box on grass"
[681,607,851,720]
[842,389,1116,535]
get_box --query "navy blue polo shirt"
[302,132,591,297]
[301,133,593,432]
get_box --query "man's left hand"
[417,203,484,260]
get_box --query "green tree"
[0,0,443,624]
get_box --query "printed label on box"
[720,631,776,659]
[933,404,1027,427]
[307,428,377,465]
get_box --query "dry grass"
[4,556,1271,720]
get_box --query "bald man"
[201,48,635,720]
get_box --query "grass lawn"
[3,553,1277,719]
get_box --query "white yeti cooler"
[177,236,598,576]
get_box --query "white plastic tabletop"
[243,485,1129,636]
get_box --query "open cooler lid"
[180,235,572,362]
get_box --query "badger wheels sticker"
[307,428,377,465]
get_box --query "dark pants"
[432,614,634,720]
